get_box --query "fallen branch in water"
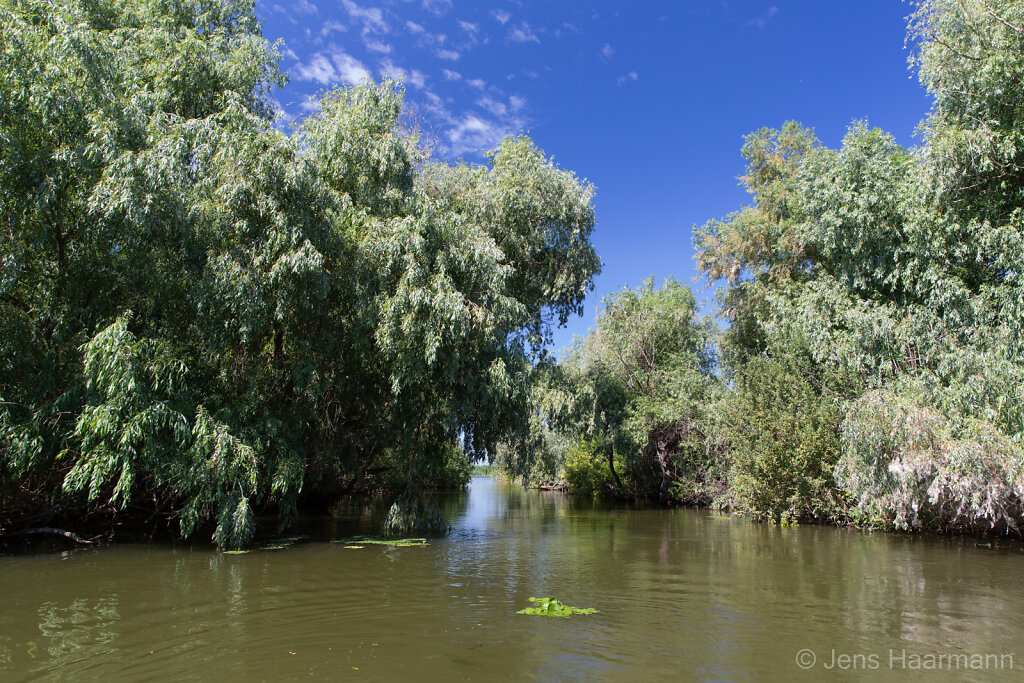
[0,527,94,544]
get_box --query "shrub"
[838,389,1024,533]
[719,352,849,523]
[563,438,622,496]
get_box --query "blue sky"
[257,0,932,354]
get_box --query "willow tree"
[0,0,600,545]
[835,0,1024,533]
[695,0,1024,530]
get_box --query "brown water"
[2,476,1023,681]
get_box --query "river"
[2,476,1022,680]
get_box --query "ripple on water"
[2,480,1024,681]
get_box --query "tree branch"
[0,527,94,544]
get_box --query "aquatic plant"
[336,536,429,547]
[516,598,598,617]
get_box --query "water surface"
[2,476,1022,680]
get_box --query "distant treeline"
[495,0,1024,535]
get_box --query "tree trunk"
[607,445,624,490]
[657,439,672,502]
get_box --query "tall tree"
[0,0,600,546]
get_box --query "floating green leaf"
[517,597,598,618]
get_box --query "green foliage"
[693,0,1024,531]
[694,122,819,369]
[562,438,620,497]
[718,352,852,523]
[502,279,723,502]
[516,597,598,618]
[0,0,599,546]
[8,0,1024,544]
[838,386,1024,533]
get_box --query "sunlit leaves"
[1,1,600,547]
[693,0,1024,530]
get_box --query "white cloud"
[467,78,486,90]
[508,21,539,44]
[436,48,461,60]
[423,0,453,15]
[364,38,392,53]
[410,82,529,157]
[601,43,614,59]
[616,70,638,86]
[334,51,372,83]
[299,95,322,113]
[294,54,336,84]
[448,115,501,154]
[295,49,371,85]
[423,32,447,46]
[280,45,299,60]
[272,3,298,23]
[406,20,425,33]
[424,90,446,110]
[379,59,405,79]
[410,28,450,55]
[341,0,388,34]
[456,19,481,47]
[320,19,347,37]
[491,9,511,25]
[409,69,427,89]
[476,96,507,116]
[377,62,426,90]
[442,69,462,80]
[292,0,317,15]
[446,113,524,155]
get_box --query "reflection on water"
[1,476,1023,681]
[37,597,120,661]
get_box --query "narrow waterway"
[2,476,1022,680]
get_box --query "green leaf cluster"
[516,597,598,618]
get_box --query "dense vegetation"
[506,0,1024,535]
[0,0,599,546]
[3,0,1023,546]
